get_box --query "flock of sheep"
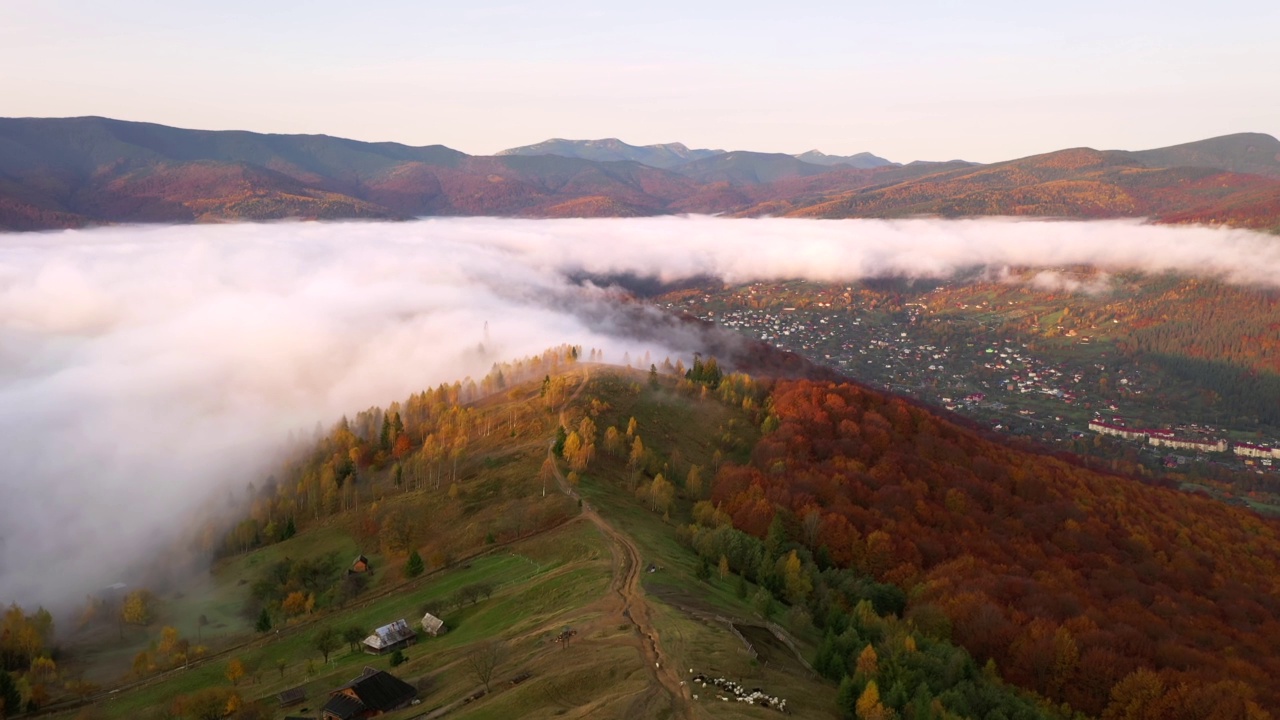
[686,670,788,712]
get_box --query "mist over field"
[1,215,1278,611]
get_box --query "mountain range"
[1,116,1278,231]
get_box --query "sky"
[4,216,1280,609]
[1,0,1277,162]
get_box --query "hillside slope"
[1127,132,1280,178]
[19,345,1279,717]
[784,146,1280,230]
[671,151,836,185]
[710,378,1280,715]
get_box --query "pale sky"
[1,0,1276,163]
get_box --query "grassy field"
[78,519,608,719]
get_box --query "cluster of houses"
[1088,419,1277,463]
[981,345,1073,397]
[281,610,449,720]
[672,297,1116,436]
[675,300,966,393]
[359,613,447,655]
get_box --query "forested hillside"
[9,352,1280,717]
[710,379,1280,716]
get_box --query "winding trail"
[550,368,694,720]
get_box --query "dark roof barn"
[322,667,415,719]
[277,684,307,707]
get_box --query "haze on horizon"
[1,1,1277,163]
[4,216,1280,611]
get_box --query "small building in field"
[362,619,416,655]
[277,684,307,708]
[420,612,447,637]
[349,555,372,575]
[321,667,416,720]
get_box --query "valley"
[656,274,1280,514]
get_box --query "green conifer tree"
[405,549,425,578]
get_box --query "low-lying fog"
[1,216,1277,612]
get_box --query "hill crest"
[1126,131,1280,178]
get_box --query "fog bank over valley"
[1,216,1277,611]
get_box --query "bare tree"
[466,640,505,693]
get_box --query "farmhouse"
[362,619,416,655]
[321,667,415,720]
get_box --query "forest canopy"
[712,379,1280,715]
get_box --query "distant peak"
[793,149,897,169]
[493,138,724,169]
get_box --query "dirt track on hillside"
[551,369,693,720]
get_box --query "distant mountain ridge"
[1,117,1277,231]
[784,139,1280,229]
[498,137,897,171]
[496,138,723,169]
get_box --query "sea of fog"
[2,216,1278,610]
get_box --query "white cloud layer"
[1,216,1277,610]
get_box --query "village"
[659,287,1148,436]
[658,282,1280,482]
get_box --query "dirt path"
[550,369,694,720]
